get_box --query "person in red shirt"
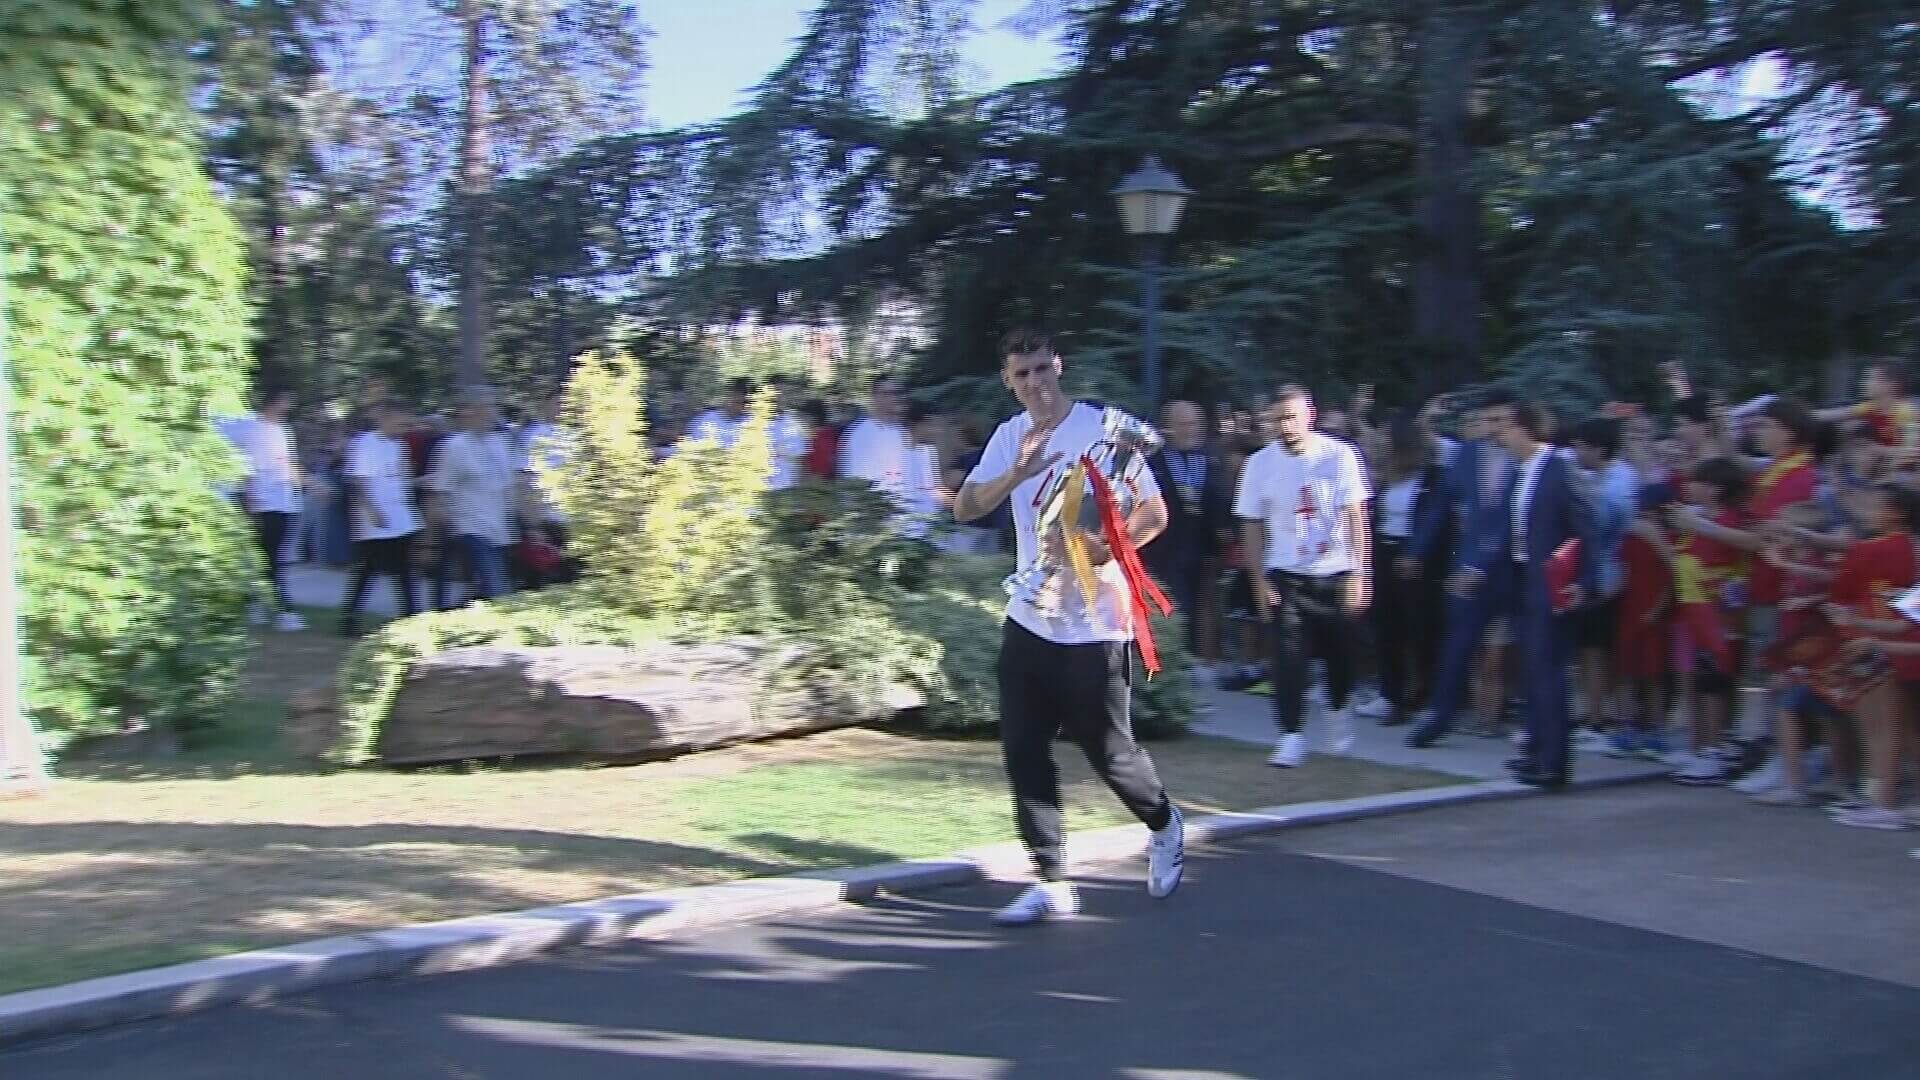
[1817,484,1920,828]
[1753,503,1851,805]
[1612,486,1675,759]
[1819,360,1917,453]
[800,398,840,481]
[1668,458,1752,784]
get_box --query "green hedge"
[5,0,258,749]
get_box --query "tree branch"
[1270,122,1417,157]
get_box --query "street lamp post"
[1112,156,1191,412]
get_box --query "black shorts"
[1575,595,1618,651]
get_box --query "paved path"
[9,785,1914,1078]
[1192,684,1666,785]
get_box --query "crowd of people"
[220,353,1920,859]
[1140,358,1920,858]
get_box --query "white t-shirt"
[839,417,915,505]
[690,409,747,449]
[1379,476,1419,540]
[770,413,809,491]
[1234,432,1371,575]
[346,432,421,542]
[242,416,301,514]
[968,402,1163,645]
[519,421,574,523]
[427,431,519,546]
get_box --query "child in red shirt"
[1818,485,1920,827]
[1612,487,1673,759]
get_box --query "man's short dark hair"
[1673,395,1711,426]
[1508,400,1548,439]
[999,328,1054,361]
[1275,383,1312,405]
[258,381,293,408]
[727,376,756,396]
[1573,416,1621,459]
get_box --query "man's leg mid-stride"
[994,621,1184,925]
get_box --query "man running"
[954,328,1187,925]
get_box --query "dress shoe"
[1510,766,1569,791]
[1406,721,1450,749]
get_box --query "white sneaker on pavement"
[1354,688,1392,720]
[1147,804,1185,898]
[1268,732,1307,768]
[1831,805,1908,831]
[993,881,1079,926]
[1732,755,1784,795]
[274,611,308,632]
[1672,754,1726,786]
[1326,708,1357,755]
[1750,786,1817,808]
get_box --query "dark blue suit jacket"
[1411,439,1515,577]
[1510,451,1600,617]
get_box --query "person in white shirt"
[517,394,574,546]
[1235,385,1374,768]
[339,400,423,635]
[954,328,1186,926]
[241,385,306,631]
[689,377,755,450]
[842,376,942,534]
[764,374,812,491]
[426,388,520,605]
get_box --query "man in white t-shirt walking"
[1235,385,1374,767]
[339,400,423,635]
[954,329,1186,926]
[426,388,520,606]
[240,383,306,631]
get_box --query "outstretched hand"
[1013,419,1065,485]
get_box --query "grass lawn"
[1,605,1465,995]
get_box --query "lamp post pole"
[1141,235,1164,412]
[1111,156,1190,415]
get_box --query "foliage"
[330,583,665,764]
[336,348,1192,759]
[4,0,258,748]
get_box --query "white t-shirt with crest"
[1234,432,1370,575]
[968,402,1162,645]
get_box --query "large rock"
[377,640,918,766]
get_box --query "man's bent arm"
[954,473,1019,524]
[1126,493,1169,551]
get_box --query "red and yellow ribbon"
[1084,455,1175,675]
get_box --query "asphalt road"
[8,787,1919,1080]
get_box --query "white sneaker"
[1325,708,1356,755]
[1147,804,1185,899]
[1732,755,1784,795]
[1750,786,1817,808]
[1354,688,1392,720]
[274,611,308,632]
[1831,806,1909,831]
[1268,732,1307,768]
[993,881,1079,926]
[1673,754,1726,786]
[1662,746,1697,768]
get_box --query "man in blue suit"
[1487,395,1599,789]
[1405,391,1520,749]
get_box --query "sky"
[642,0,1065,129]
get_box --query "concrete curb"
[0,761,1665,1047]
